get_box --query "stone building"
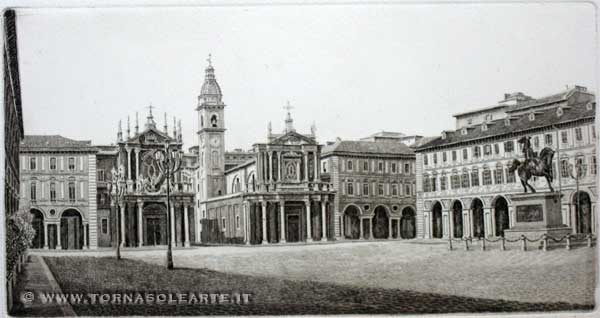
[196,60,335,244]
[20,135,98,249]
[321,137,417,240]
[415,86,596,239]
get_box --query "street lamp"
[108,165,126,260]
[154,142,183,270]
[568,158,587,233]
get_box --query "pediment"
[270,131,316,146]
[127,128,174,145]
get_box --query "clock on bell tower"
[196,55,226,200]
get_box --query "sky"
[15,2,598,151]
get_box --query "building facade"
[20,136,98,249]
[415,87,597,239]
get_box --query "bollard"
[500,236,506,251]
[588,234,593,248]
[448,238,453,251]
[565,234,571,251]
[464,238,469,251]
[481,237,486,251]
[542,234,547,252]
[521,235,527,251]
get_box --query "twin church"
[21,58,417,249]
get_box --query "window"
[347,160,353,171]
[482,168,492,185]
[483,145,492,156]
[363,161,369,172]
[471,168,480,187]
[68,182,76,202]
[433,153,438,164]
[97,170,105,181]
[50,157,57,170]
[405,184,411,195]
[423,155,428,166]
[236,215,240,229]
[347,182,354,195]
[404,163,410,174]
[451,173,460,189]
[473,146,481,158]
[378,183,384,196]
[440,173,447,191]
[392,184,398,196]
[494,165,504,184]
[322,162,327,173]
[50,183,56,202]
[504,141,514,153]
[576,156,586,177]
[442,152,447,163]
[544,134,553,145]
[533,136,539,148]
[461,169,470,188]
[452,150,457,161]
[462,149,468,160]
[592,156,597,175]
[561,131,568,144]
[494,144,500,155]
[29,157,36,170]
[378,162,384,172]
[506,166,516,183]
[423,176,430,192]
[575,128,583,141]
[391,163,397,173]
[30,181,37,201]
[592,125,596,139]
[430,176,437,192]
[68,157,75,170]
[363,183,369,196]
[560,159,570,178]
[221,217,226,230]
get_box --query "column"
[321,201,327,241]
[340,214,345,239]
[56,223,62,249]
[184,205,190,247]
[448,210,454,239]
[359,218,364,239]
[465,209,472,238]
[43,222,49,249]
[367,218,373,240]
[397,219,401,239]
[388,217,393,239]
[126,148,132,180]
[304,153,309,182]
[261,201,268,244]
[490,208,496,237]
[83,224,88,249]
[278,152,282,182]
[484,207,492,238]
[243,203,250,245]
[170,204,176,246]
[268,151,273,183]
[137,201,143,247]
[120,204,126,247]
[442,210,450,239]
[279,201,286,243]
[135,148,140,181]
[305,200,312,242]
[314,151,319,181]
[195,205,201,245]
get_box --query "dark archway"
[432,202,443,238]
[372,206,389,239]
[452,201,463,238]
[30,209,44,248]
[494,197,510,237]
[343,206,361,239]
[471,199,485,238]
[60,209,84,249]
[400,207,416,239]
[573,191,592,234]
[144,204,167,246]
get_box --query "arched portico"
[451,200,463,238]
[30,209,45,249]
[400,207,416,239]
[60,209,84,249]
[343,204,361,239]
[493,196,510,237]
[431,202,443,238]
[572,191,592,234]
[372,205,390,239]
[471,198,485,238]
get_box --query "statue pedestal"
[504,192,571,241]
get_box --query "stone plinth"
[504,192,571,241]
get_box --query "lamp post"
[154,142,183,270]
[568,158,587,233]
[109,165,126,260]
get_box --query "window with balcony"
[391,163,397,173]
[423,176,430,192]
[543,134,552,145]
[363,161,369,172]
[50,182,56,202]
[440,173,447,191]
[98,169,105,181]
[504,141,514,153]
[347,160,353,171]
[68,182,76,202]
[363,183,369,196]
[347,182,354,195]
[442,152,447,163]
[473,146,481,158]
[423,155,428,166]
[433,153,438,164]
[29,157,36,170]
[392,184,398,196]
[378,162,384,172]
[483,145,492,156]
[461,169,470,188]
[560,159,569,178]
[506,166,516,183]
[431,176,437,192]
[50,157,57,170]
[405,184,411,195]
[482,168,492,185]
[494,144,500,155]
[452,150,457,161]
[451,172,460,189]
[533,136,540,148]
[30,181,37,201]
[68,157,76,170]
[494,165,504,184]
[561,131,568,144]
[378,183,384,195]
[462,149,468,160]
[575,127,583,142]
[471,168,480,187]
[404,163,410,174]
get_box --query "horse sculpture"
[508,136,555,193]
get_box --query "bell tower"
[197,54,226,200]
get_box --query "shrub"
[6,204,35,279]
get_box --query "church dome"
[200,61,222,97]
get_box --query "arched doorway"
[471,199,485,238]
[432,202,443,238]
[400,207,416,239]
[144,204,167,246]
[452,201,463,238]
[60,209,84,249]
[343,205,361,239]
[372,206,389,239]
[573,191,592,234]
[494,197,510,237]
[30,209,44,248]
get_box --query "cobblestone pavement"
[32,239,596,305]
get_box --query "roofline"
[452,104,508,118]
[225,159,256,174]
[320,151,415,159]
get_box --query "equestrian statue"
[508,136,555,193]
